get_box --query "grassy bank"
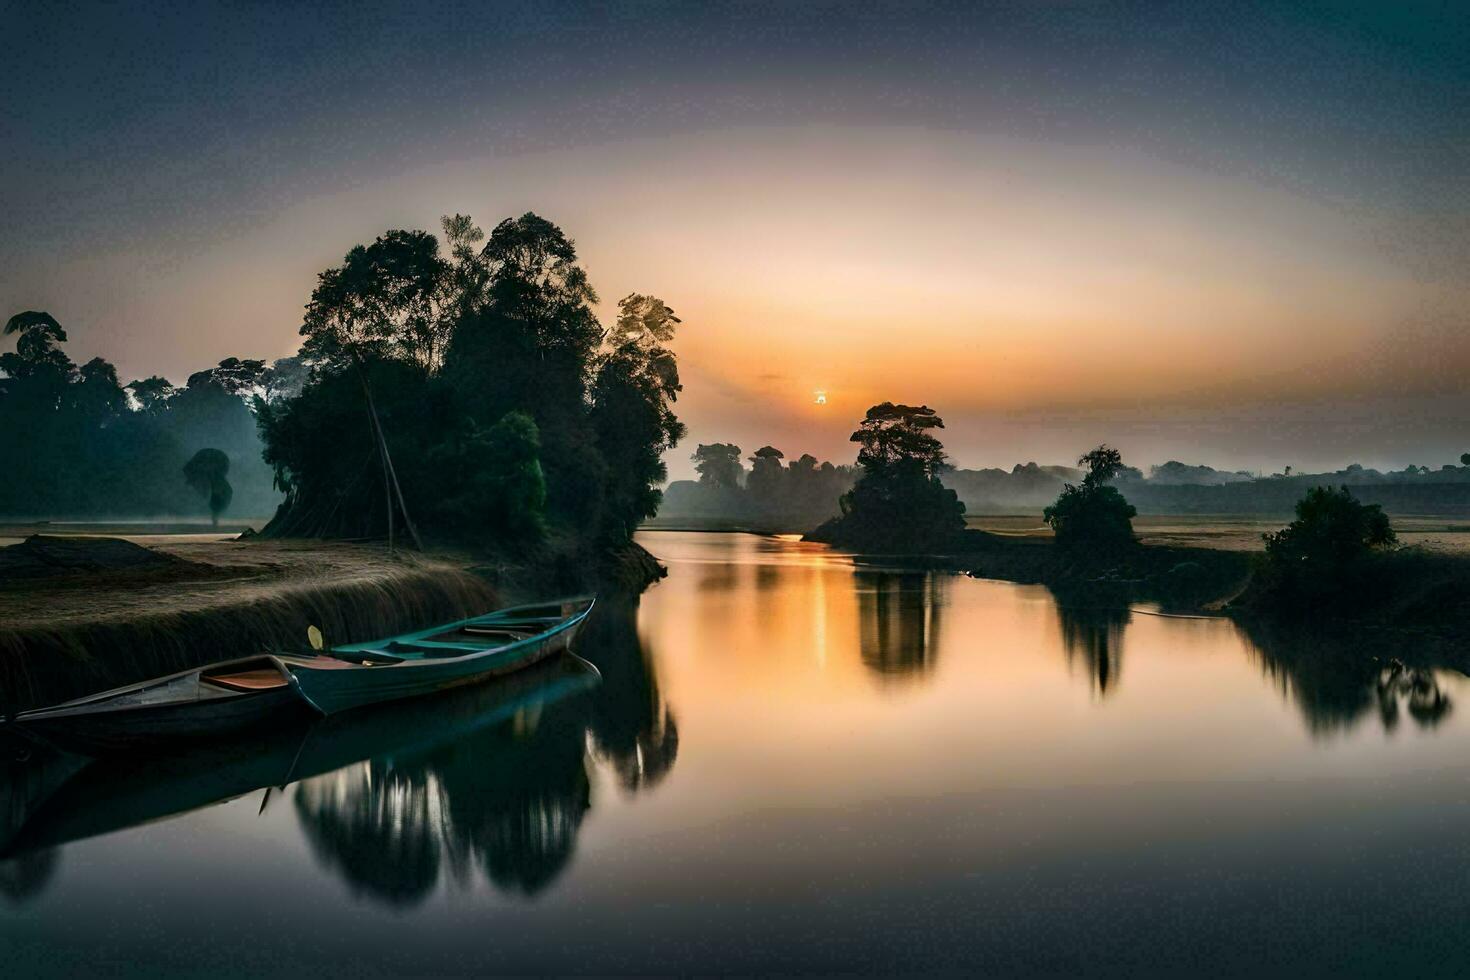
[1230,546,1470,662]
[0,533,665,714]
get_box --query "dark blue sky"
[5,1,1465,263]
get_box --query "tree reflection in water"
[292,595,675,906]
[580,599,679,794]
[1238,619,1453,737]
[1051,594,1131,697]
[855,571,946,682]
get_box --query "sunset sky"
[4,1,1468,478]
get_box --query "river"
[3,530,1468,975]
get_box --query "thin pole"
[352,351,423,551]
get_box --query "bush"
[831,472,966,551]
[1250,485,1397,609]
[1043,444,1138,551]
[1264,485,1394,567]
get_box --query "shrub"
[1043,482,1137,550]
[1043,445,1137,550]
[1264,485,1395,567]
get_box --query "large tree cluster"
[257,212,686,551]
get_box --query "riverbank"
[0,531,665,713]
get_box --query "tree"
[259,212,688,561]
[259,356,309,405]
[209,357,268,397]
[747,446,786,502]
[424,411,547,542]
[1078,445,1124,487]
[808,402,963,550]
[849,402,947,479]
[692,444,744,489]
[1461,453,1470,467]
[2,310,74,382]
[127,375,176,412]
[183,448,233,526]
[301,230,453,374]
[1264,486,1395,568]
[299,232,444,549]
[590,294,687,542]
[1043,445,1138,550]
[72,357,128,418]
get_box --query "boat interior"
[22,657,294,719]
[317,601,588,665]
[200,660,292,692]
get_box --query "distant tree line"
[659,443,856,527]
[0,312,296,520]
[944,456,1470,515]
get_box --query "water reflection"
[581,599,679,794]
[294,688,595,904]
[855,571,946,682]
[1052,595,1131,697]
[0,598,678,909]
[1238,619,1453,736]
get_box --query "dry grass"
[0,537,497,713]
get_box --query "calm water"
[4,530,1470,975]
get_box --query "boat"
[284,595,596,715]
[6,596,596,753]
[0,653,601,860]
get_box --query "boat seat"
[202,668,290,692]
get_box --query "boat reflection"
[0,597,681,909]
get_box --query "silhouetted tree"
[808,402,964,550]
[261,212,686,561]
[850,402,947,479]
[746,445,785,504]
[183,448,233,525]
[1044,445,1137,550]
[590,294,687,543]
[126,375,175,413]
[1,311,73,381]
[258,356,309,405]
[691,443,744,489]
[1264,486,1394,568]
[423,411,547,542]
[206,357,268,397]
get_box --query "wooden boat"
[282,595,595,715]
[7,655,313,753]
[0,654,601,860]
[7,596,596,752]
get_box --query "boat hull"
[288,614,587,715]
[15,686,311,755]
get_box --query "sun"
[814,390,828,406]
